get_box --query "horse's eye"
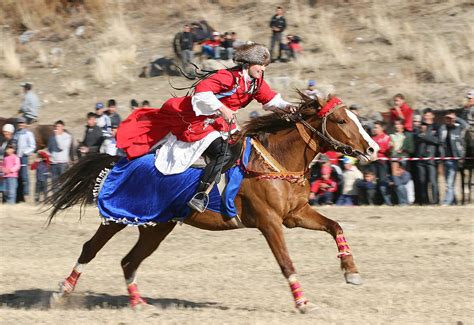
[337,119,346,124]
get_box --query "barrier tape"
[317,156,474,162]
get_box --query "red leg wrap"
[289,279,308,307]
[62,269,81,293]
[336,234,352,258]
[127,283,147,307]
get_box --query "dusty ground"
[0,204,472,324]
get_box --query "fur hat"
[234,43,270,66]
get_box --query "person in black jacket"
[269,6,286,62]
[179,24,197,69]
[78,112,103,158]
[414,108,440,204]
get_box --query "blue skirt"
[97,154,224,225]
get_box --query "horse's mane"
[242,92,321,137]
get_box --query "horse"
[46,94,379,313]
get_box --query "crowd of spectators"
[309,90,474,207]
[177,5,302,70]
[0,90,135,204]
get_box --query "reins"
[243,97,356,184]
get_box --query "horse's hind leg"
[120,222,176,309]
[284,204,362,285]
[54,222,126,299]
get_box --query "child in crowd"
[31,151,50,203]
[357,170,377,205]
[387,162,412,206]
[336,156,363,206]
[309,165,337,205]
[1,144,21,204]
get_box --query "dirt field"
[0,204,472,324]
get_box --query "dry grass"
[63,78,86,96]
[313,9,350,66]
[0,31,26,78]
[93,45,137,86]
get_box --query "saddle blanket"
[97,138,252,226]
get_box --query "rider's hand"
[283,105,297,113]
[218,106,235,124]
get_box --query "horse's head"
[306,95,379,163]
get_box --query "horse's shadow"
[0,289,229,311]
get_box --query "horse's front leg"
[284,204,362,285]
[258,218,316,313]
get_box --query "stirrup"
[187,192,210,213]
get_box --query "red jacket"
[117,68,277,159]
[390,103,413,131]
[372,133,391,159]
[310,179,338,195]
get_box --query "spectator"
[284,34,302,60]
[95,102,112,138]
[1,124,16,159]
[357,170,377,205]
[202,32,222,59]
[370,121,392,205]
[389,93,413,132]
[48,120,72,187]
[142,100,150,108]
[412,114,422,130]
[100,124,123,156]
[387,162,412,205]
[414,108,440,205]
[1,144,20,204]
[439,110,468,206]
[78,112,103,157]
[336,156,362,206]
[269,6,286,62]
[462,89,474,125]
[231,32,245,49]
[309,165,337,205]
[221,32,235,60]
[19,82,41,124]
[1,124,17,203]
[13,117,36,198]
[107,99,122,126]
[130,99,139,110]
[304,80,322,99]
[389,118,414,169]
[179,24,197,69]
[31,150,50,203]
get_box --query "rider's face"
[248,64,266,79]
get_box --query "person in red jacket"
[370,121,393,205]
[309,165,337,205]
[390,93,414,132]
[117,44,295,212]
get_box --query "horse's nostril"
[367,147,375,154]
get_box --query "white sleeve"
[262,93,291,111]
[191,91,223,116]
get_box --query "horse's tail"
[46,154,120,224]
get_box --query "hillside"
[0,0,473,139]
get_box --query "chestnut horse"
[47,95,379,313]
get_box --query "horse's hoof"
[49,291,65,307]
[345,272,363,285]
[296,301,318,314]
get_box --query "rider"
[117,43,295,212]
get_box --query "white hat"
[212,31,220,36]
[466,89,474,99]
[2,123,15,133]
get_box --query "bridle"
[291,97,365,158]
